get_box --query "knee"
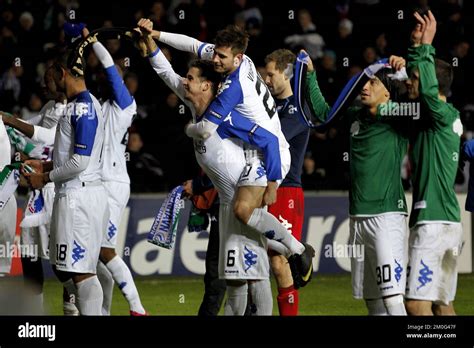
[405,299,429,315]
[100,248,116,264]
[233,201,254,224]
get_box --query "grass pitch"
[41,274,474,315]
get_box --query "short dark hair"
[374,68,406,102]
[214,25,249,55]
[435,59,453,97]
[265,49,296,72]
[189,60,222,95]
[52,49,84,79]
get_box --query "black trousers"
[198,215,226,316]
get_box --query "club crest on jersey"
[223,113,234,126]
[217,79,232,95]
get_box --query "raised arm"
[149,27,214,60]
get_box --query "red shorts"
[268,186,304,241]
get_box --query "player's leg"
[268,187,304,315]
[405,224,445,315]
[224,280,248,315]
[432,302,456,315]
[50,186,108,315]
[100,181,146,315]
[198,211,226,316]
[0,196,16,276]
[430,224,462,316]
[362,214,408,315]
[234,186,305,255]
[248,278,273,315]
[96,260,114,315]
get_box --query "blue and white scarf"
[147,186,185,249]
[293,51,407,129]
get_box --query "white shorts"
[102,181,130,248]
[50,184,109,274]
[218,204,269,280]
[405,223,463,305]
[350,213,408,300]
[21,184,55,260]
[237,146,291,188]
[0,196,17,274]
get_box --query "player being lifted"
[264,49,310,315]
[142,19,315,286]
[23,50,109,315]
[404,11,463,316]
[303,52,410,315]
[136,23,285,315]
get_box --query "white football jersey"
[0,119,11,170]
[53,91,105,192]
[101,99,136,183]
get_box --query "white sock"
[267,240,291,258]
[106,255,145,314]
[384,295,407,316]
[366,299,388,316]
[224,282,248,316]
[97,261,114,315]
[75,276,103,315]
[248,279,273,315]
[247,208,304,255]
[62,280,79,316]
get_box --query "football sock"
[277,285,298,316]
[75,276,103,315]
[97,260,114,315]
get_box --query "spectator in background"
[284,9,325,60]
[316,50,341,104]
[126,129,165,193]
[375,32,388,57]
[149,1,169,31]
[175,0,210,41]
[360,46,378,66]
[333,18,354,67]
[20,93,43,122]
[0,65,22,111]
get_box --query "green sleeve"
[306,71,331,123]
[408,44,456,127]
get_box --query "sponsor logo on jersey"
[417,259,433,290]
[243,246,257,272]
[223,112,234,126]
[217,79,232,95]
[107,221,117,240]
[394,259,403,283]
[72,240,86,266]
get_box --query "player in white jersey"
[144,20,315,285]
[24,51,109,315]
[1,66,80,315]
[137,26,289,314]
[0,116,16,277]
[80,27,147,316]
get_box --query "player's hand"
[26,172,48,190]
[414,10,437,45]
[22,160,43,175]
[389,55,406,71]
[300,50,314,72]
[262,181,278,206]
[182,180,193,198]
[82,26,90,38]
[137,18,153,36]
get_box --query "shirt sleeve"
[306,71,331,123]
[158,32,214,60]
[463,140,474,160]
[202,74,244,125]
[70,101,98,156]
[407,44,458,128]
[217,111,282,181]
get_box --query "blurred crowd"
[1,0,473,192]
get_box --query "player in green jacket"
[305,53,409,315]
[404,11,463,316]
